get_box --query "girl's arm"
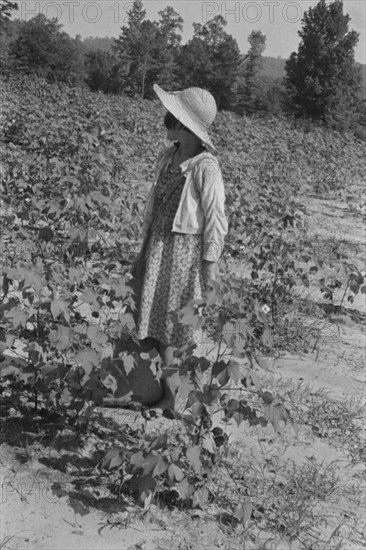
[198,157,228,263]
[202,259,218,287]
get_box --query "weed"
[210,446,344,548]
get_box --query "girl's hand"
[130,253,144,279]
[130,255,140,278]
[202,260,218,288]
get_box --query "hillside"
[82,36,116,53]
[257,56,366,99]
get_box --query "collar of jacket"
[157,145,217,178]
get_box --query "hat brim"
[153,84,216,151]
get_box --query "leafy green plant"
[1,74,365,545]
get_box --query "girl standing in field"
[131,84,228,409]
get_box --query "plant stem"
[34,375,38,415]
[339,276,350,309]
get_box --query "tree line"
[1,0,365,135]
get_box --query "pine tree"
[285,0,361,129]
[236,30,267,114]
[10,14,84,84]
[113,0,183,98]
[176,15,241,110]
[154,6,183,90]
[84,50,128,94]
[113,0,150,97]
[0,0,18,19]
[0,0,19,72]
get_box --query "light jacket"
[141,145,228,262]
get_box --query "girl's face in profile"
[164,111,184,143]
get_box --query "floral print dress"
[136,161,204,347]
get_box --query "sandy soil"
[1,195,365,550]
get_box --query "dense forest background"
[1,0,365,138]
[73,36,366,101]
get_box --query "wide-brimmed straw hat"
[153,84,217,150]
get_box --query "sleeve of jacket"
[198,156,229,262]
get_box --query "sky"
[14,0,366,63]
